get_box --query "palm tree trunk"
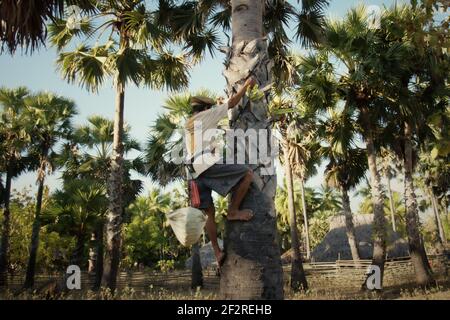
[386,171,397,232]
[93,223,104,290]
[443,196,449,226]
[283,144,308,290]
[341,187,361,261]
[219,0,284,300]
[404,122,434,286]
[0,169,12,286]
[191,243,203,289]
[361,106,386,289]
[71,233,85,268]
[430,190,446,245]
[24,177,45,289]
[299,178,311,260]
[102,80,125,291]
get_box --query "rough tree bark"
[24,177,45,289]
[102,79,125,291]
[299,178,311,260]
[403,122,434,286]
[385,169,397,232]
[360,106,386,289]
[283,143,308,290]
[219,0,284,299]
[93,224,104,290]
[430,190,447,246]
[191,243,203,289]
[341,187,361,261]
[0,169,12,286]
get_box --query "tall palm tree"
[60,115,143,289]
[217,0,328,299]
[308,7,412,288]
[292,51,336,260]
[49,0,214,290]
[282,139,308,290]
[320,107,368,261]
[0,87,33,286]
[379,4,449,286]
[289,107,321,261]
[23,92,77,289]
[272,95,308,291]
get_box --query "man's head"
[190,96,215,115]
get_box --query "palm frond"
[183,29,220,63]
[142,52,190,91]
[48,17,93,51]
[57,44,111,92]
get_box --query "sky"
[0,0,407,212]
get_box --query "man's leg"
[228,170,254,221]
[204,205,225,265]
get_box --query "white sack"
[166,207,206,247]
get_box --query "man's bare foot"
[227,209,254,221]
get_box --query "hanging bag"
[166,207,206,247]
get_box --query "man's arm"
[227,77,257,109]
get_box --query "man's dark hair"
[191,104,210,114]
[190,96,215,115]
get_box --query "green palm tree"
[23,92,77,289]
[127,189,170,261]
[282,144,308,290]
[60,115,143,289]
[62,115,142,182]
[285,104,321,261]
[301,6,410,288]
[378,4,449,286]
[0,87,34,286]
[290,52,335,261]
[316,184,342,213]
[48,1,215,290]
[272,94,309,290]
[320,107,368,261]
[209,0,329,299]
[49,179,107,267]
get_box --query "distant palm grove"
[0,0,449,299]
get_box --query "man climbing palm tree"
[184,77,257,267]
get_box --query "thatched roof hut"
[185,239,223,269]
[282,214,409,263]
[310,214,409,262]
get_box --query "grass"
[1,282,450,300]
